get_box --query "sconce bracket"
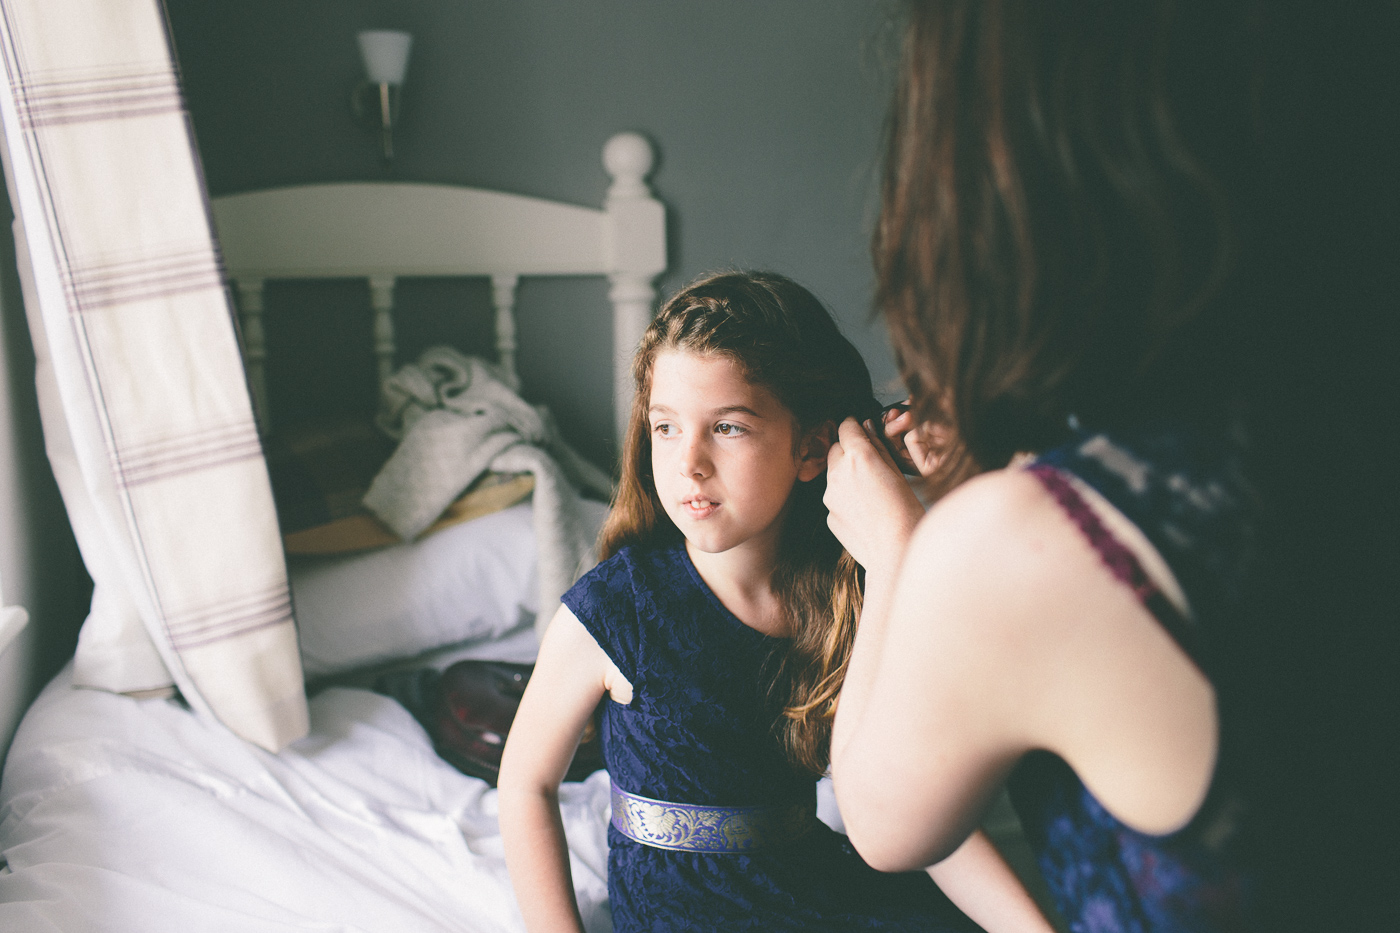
[351,81,402,162]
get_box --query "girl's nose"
[679,437,710,478]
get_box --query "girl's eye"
[714,422,745,437]
[652,422,673,437]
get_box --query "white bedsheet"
[0,664,614,932]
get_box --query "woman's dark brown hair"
[875,3,1400,926]
[877,0,1266,481]
[598,271,879,775]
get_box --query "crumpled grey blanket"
[362,346,614,639]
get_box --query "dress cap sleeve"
[561,547,642,682]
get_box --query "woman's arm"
[823,417,926,769]
[928,830,1057,933]
[823,465,1075,862]
[831,469,1057,869]
[831,465,1218,869]
[498,606,612,933]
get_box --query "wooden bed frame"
[211,132,666,445]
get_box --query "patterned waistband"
[609,785,817,854]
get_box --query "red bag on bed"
[377,661,603,787]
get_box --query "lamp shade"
[357,30,412,85]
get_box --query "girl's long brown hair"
[598,271,879,775]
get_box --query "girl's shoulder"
[567,546,638,613]
[565,543,691,667]
[576,542,687,591]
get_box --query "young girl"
[498,272,1054,933]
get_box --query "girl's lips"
[681,496,719,518]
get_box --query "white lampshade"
[357,30,412,85]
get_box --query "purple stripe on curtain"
[165,585,294,651]
[64,249,225,311]
[12,71,182,129]
[114,422,264,487]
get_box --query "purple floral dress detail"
[563,544,981,933]
[1010,426,1258,932]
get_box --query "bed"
[0,133,666,931]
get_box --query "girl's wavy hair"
[877,0,1267,487]
[597,270,879,775]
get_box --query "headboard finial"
[604,132,654,201]
[601,131,666,446]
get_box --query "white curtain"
[0,0,307,750]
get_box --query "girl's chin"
[680,530,738,555]
[682,529,781,560]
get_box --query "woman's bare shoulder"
[898,466,1217,834]
[918,466,1064,538]
[898,467,1082,615]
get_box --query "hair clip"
[878,399,911,421]
[870,399,920,475]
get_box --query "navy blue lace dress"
[1010,425,1258,932]
[562,544,981,933]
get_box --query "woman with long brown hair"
[828,2,1398,931]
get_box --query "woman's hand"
[824,416,926,572]
[878,402,944,478]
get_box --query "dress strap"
[610,785,817,853]
[1028,463,1200,663]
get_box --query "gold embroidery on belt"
[610,785,817,853]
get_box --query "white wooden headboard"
[211,132,666,445]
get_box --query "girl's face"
[648,351,824,561]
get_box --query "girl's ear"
[797,421,835,482]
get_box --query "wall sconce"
[352,30,412,162]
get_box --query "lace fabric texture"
[563,544,980,932]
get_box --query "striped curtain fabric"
[0,0,307,750]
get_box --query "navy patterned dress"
[562,544,981,933]
[1010,425,1258,932]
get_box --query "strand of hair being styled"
[596,271,879,775]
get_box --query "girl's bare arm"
[498,606,613,933]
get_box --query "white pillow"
[290,502,543,678]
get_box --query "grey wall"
[166,0,903,467]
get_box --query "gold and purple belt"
[609,785,817,854]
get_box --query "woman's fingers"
[825,417,926,570]
[882,405,916,435]
[879,406,924,475]
[904,425,943,478]
[881,406,945,478]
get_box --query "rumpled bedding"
[0,664,614,932]
[363,347,615,638]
